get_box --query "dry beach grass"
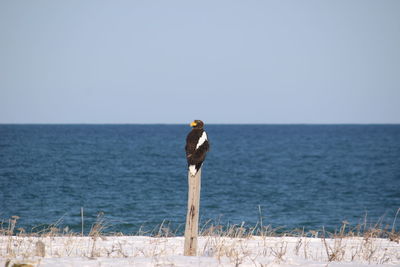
[1,212,400,267]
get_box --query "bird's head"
[190,120,204,129]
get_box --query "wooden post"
[81,207,84,236]
[184,168,202,256]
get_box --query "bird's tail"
[189,165,197,176]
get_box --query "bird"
[185,120,210,176]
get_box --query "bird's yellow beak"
[190,121,197,127]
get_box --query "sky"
[0,1,399,124]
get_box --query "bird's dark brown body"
[185,120,209,176]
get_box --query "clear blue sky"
[1,1,399,124]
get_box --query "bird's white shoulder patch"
[196,131,208,149]
[189,165,197,176]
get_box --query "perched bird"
[185,120,210,176]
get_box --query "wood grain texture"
[184,168,201,256]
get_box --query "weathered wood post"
[184,168,202,256]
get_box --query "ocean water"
[0,125,399,234]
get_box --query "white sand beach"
[1,235,399,266]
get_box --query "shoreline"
[1,235,399,266]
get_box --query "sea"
[0,124,399,235]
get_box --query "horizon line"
[1,122,399,125]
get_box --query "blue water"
[1,125,399,234]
